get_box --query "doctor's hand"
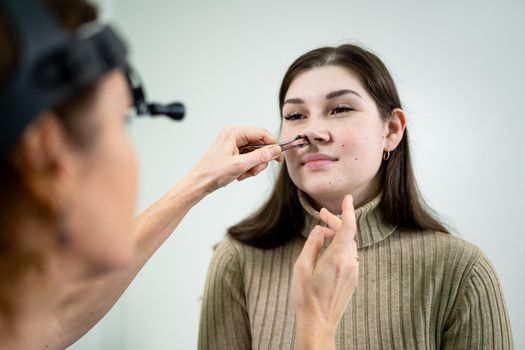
[291,195,359,350]
[190,126,282,192]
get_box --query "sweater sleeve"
[442,251,514,349]
[198,237,251,350]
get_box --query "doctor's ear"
[12,111,78,214]
[384,108,407,151]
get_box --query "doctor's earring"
[57,207,71,246]
[383,149,391,161]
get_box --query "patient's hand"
[291,195,359,350]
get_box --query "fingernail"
[270,145,281,157]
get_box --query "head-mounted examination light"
[0,0,185,156]
[125,65,185,121]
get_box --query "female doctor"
[0,0,358,348]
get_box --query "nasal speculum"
[239,134,310,154]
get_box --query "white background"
[70,0,524,348]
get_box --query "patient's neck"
[308,179,380,214]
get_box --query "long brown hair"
[0,0,100,319]
[229,44,448,249]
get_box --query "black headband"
[0,0,185,157]
[0,0,130,155]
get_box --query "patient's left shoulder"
[400,229,487,271]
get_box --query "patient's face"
[281,65,388,211]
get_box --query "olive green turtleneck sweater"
[198,193,513,349]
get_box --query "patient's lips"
[302,153,338,169]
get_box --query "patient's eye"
[283,112,305,121]
[330,105,355,115]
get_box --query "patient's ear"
[12,111,79,213]
[385,108,407,151]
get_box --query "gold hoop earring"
[383,149,391,161]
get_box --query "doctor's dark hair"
[0,0,100,319]
[228,44,448,249]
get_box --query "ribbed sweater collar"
[298,190,398,249]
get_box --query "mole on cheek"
[342,144,345,147]
[355,157,358,160]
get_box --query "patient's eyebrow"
[284,89,363,106]
[326,89,363,100]
[283,97,304,105]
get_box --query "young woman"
[0,1,358,349]
[198,44,514,349]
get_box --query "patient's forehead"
[284,65,369,103]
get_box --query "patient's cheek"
[341,141,358,152]
[340,141,361,163]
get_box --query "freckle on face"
[355,157,358,160]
